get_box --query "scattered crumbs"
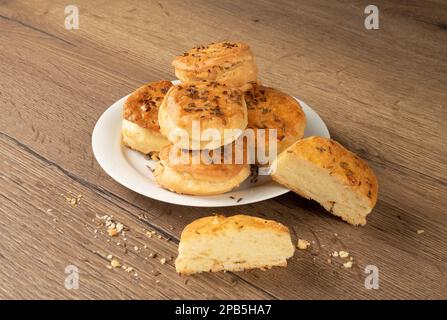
[111,259,122,268]
[334,233,338,237]
[63,192,82,207]
[116,223,124,233]
[146,165,155,173]
[143,244,147,249]
[151,270,161,276]
[146,151,160,161]
[155,279,161,284]
[297,239,311,250]
[160,258,167,265]
[184,279,189,285]
[108,228,118,237]
[237,197,243,203]
[327,258,332,264]
[343,261,353,269]
[125,266,134,273]
[417,229,425,235]
[229,196,235,199]
[332,251,339,257]
[106,254,113,260]
[146,231,153,238]
[134,246,139,251]
[339,250,349,258]
[46,209,53,213]
[97,215,126,238]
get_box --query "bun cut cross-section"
[122,80,173,154]
[272,136,378,226]
[175,214,295,275]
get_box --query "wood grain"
[0,0,446,299]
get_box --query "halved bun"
[272,136,378,226]
[175,214,295,275]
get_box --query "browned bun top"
[245,85,306,143]
[164,82,246,130]
[123,80,173,131]
[172,41,254,72]
[180,215,290,241]
[159,144,248,181]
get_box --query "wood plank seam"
[0,131,282,299]
[0,131,176,240]
[0,13,75,46]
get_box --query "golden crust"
[158,82,247,149]
[275,136,378,209]
[180,214,290,241]
[173,42,252,71]
[245,85,306,156]
[154,145,250,195]
[158,144,248,181]
[123,80,172,132]
[172,41,258,89]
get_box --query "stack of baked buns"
[121,41,378,274]
[122,41,309,196]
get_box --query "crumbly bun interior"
[175,215,295,275]
[121,119,169,153]
[272,136,378,226]
[273,156,370,225]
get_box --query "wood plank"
[0,134,270,299]
[0,0,446,299]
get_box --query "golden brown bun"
[122,80,172,153]
[245,85,306,160]
[175,214,295,275]
[153,144,250,195]
[272,136,378,226]
[172,41,258,90]
[158,82,248,150]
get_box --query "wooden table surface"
[1,0,446,300]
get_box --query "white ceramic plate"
[92,81,330,207]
